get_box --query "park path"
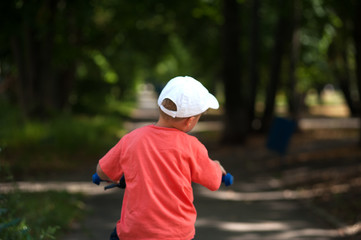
[3,84,358,239]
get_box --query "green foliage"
[0,190,84,240]
[0,0,226,118]
[0,159,84,240]
[0,100,129,176]
[2,113,121,154]
[0,0,359,139]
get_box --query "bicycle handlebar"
[92,172,102,185]
[222,173,234,186]
[92,172,233,190]
[92,173,126,189]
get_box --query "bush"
[1,110,126,177]
[0,190,85,240]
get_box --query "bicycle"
[92,172,233,190]
[92,171,233,239]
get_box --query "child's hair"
[159,98,202,120]
[161,98,177,111]
[159,98,181,120]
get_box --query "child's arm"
[96,163,116,183]
[213,160,227,175]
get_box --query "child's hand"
[214,160,227,175]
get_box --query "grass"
[0,100,132,239]
[0,190,85,240]
[0,157,85,240]
[2,114,123,153]
[1,111,127,178]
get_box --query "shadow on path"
[58,85,358,239]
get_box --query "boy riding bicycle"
[96,76,227,240]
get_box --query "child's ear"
[185,117,195,127]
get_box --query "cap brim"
[207,93,219,110]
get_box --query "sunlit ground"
[194,184,361,239]
[3,180,359,239]
[256,87,353,118]
[2,85,360,240]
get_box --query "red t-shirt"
[99,125,222,240]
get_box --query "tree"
[325,0,359,117]
[286,0,302,123]
[261,0,292,131]
[1,0,93,117]
[328,35,358,116]
[221,0,248,144]
[352,0,361,145]
[247,0,261,129]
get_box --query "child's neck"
[155,118,175,128]
[155,118,185,131]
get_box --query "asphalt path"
[58,84,355,239]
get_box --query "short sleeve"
[98,139,124,182]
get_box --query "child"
[96,76,227,240]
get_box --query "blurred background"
[1,0,360,239]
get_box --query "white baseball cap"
[157,76,219,118]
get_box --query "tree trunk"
[40,0,57,112]
[287,0,301,124]
[327,8,359,117]
[9,0,74,117]
[57,5,80,111]
[10,20,40,118]
[337,50,358,116]
[248,0,260,130]
[221,0,248,144]
[353,0,361,146]
[10,35,29,118]
[261,0,291,131]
